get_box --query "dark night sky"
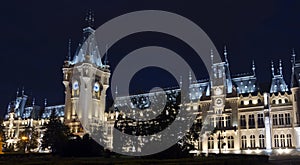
[0,0,300,116]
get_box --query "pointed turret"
[70,10,104,68]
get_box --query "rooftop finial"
[115,86,118,96]
[67,39,71,61]
[252,60,256,76]
[224,45,228,63]
[271,61,274,77]
[22,87,25,96]
[16,88,19,98]
[279,59,283,76]
[210,49,214,65]
[44,98,47,107]
[85,9,95,28]
[189,71,192,84]
[32,98,35,106]
[180,76,183,88]
[104,44,109,65]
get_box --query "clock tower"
[62,12,110,136]
[210,49,227,115]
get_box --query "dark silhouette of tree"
[41,110,71,154]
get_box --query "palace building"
[2,14,300,155]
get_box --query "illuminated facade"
[2,14,300,156]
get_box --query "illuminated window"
[259,134,265,148]
[287,134,292,147]
[280,134,285,147]
[228,136,234,149]
[274,135,279,148]
[250,135,256,148]
[241,135,247,149]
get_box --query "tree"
[16,126,39,153]
[41,111,71,154]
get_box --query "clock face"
[215,98,223,106]
[94,83,100,92]
[215,87,222,96]
[73,81,79,90]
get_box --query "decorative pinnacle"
[210,49,214,65]
[67,39,71,61]
[224,45,228,63]
[85,9,95,28]
[271,61,274,77]
[279,59,283,76]
[44,98,47,107]
[252,60,256,75]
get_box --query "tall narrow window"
[226,116,231,127]
[287,134,292,147]
[257,114,264,128]
[274,135,279,148]
[273,114,278,126]
[279,114,284,125]
[241,135,247,149]
[210,117,214,127]
[259,134,265,148]
[240,115,246,128]
[217,117,224,128]
[249,114,255,128]
[228,136,234,149]
[250,135,256,148]
[285,113,291,125]
[280,134,285,147]
[208,137,214,149]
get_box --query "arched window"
[285,99,288,104]
[274,135,279,147]
[241,100,244,105]
[280,134,285,147]
[208,136,214,149]
[272,100,276,104]
[228,136,234,149]
[241,135,247,149]
[287,134,292,147]
[250,135,256,148]
[279,99,282,104]
[258,99,262,104]
[259,134,265,148]
[249,100,253,104]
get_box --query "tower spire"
[189,71,192,84]
[291,49,296,87]
[224,45,228,63]
[271,61,275,77]
[279,59,283,76]
[252,60,256,76]
[22,87,25,96]
[85,9,95,28]
[210,49,214,65]
[104,44,109,65]
[115,86,118,97]
[67,39,71,61]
